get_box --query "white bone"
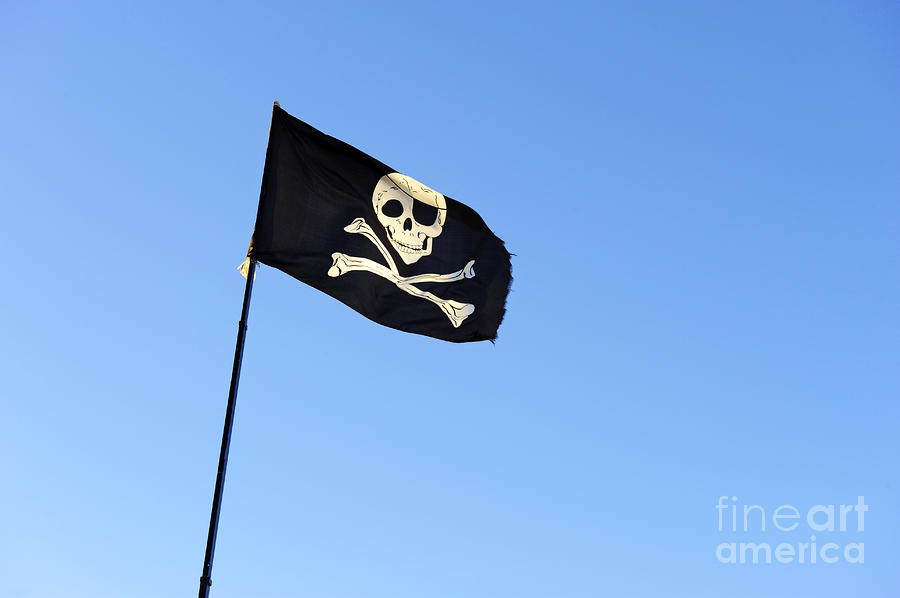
[328,253,396,281]
[343,218,398,274]
[327,253,475,328]
[404,260,475,285]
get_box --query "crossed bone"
[327,218,476,328]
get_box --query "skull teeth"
[388,229,425,252]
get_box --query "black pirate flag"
[246,104,512,342]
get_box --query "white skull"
[372,173,447,265]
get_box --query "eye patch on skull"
[412,200,440,227]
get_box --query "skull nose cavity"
[403,218,412,231]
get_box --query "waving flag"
[246,105,512,342]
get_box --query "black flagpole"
[198,258,257,598]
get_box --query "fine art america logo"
[715,496,867,565]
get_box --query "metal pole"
[198,258,257,598]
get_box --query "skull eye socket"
[381,199,405,218]
[413,201,439,226]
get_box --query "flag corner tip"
[238,257,252,279]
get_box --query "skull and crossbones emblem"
[327,173,476,328]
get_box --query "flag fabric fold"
[247,105,511,342]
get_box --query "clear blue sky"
[1,1,898,597]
